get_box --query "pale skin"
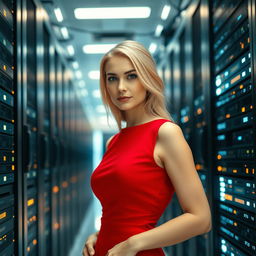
[83,54,212,256]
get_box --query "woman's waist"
[99,216,157,236]
[100,213,159,226]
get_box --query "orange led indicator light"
[0,212,7,219]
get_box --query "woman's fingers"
[82,246,89,256]
[82,232,98,256]
[83,242,95,256]
[87,245,95,255]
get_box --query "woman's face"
[105,55,147,112]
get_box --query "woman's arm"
[128,122,212,251]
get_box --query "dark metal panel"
[21,0,39,254]
[49,40,58,256]
[35,4,46,256]
[40,22,52,256]
[20,0,28,254]
[249,0,256,165]
[15,0,24,253]
[54,51,62,256]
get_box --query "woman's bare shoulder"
[158,121,182,140]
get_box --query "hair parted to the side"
[99,40,174,131]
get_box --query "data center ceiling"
[41,0,184,132]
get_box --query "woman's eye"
[107,76,117,82]
[127,74,137,80]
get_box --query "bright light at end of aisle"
[83,44,117,54]
[74,7,151,19]
[96,105,106,113]
[54,8,63,22]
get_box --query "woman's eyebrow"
[124,69,136,74]
[106,69,136,76]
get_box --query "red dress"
[90,119,175,256]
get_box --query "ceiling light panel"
[72,61,79,69]
[161,5,171,20]
[67,45,75,56]
[83,44,117,54]
[149,43,157,54]
[74,7,151,19]
[54,8,63,22]
[89,71,100,80]
[60,27,69,39]
[155,24,164,37]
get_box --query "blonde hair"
[99,40,174,131]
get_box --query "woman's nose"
[118,79,127,91]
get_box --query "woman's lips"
[117,97,132,102]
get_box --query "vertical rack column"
[0,0,15,254]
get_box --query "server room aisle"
[0,0,255,256]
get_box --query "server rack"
[211,0,256,255]
[158,0,213,255]
[158,0,255,255]
[0,0,15,255]
[14,0,92,255]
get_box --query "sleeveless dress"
[90,118,175,256]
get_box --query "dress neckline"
[120,118,169,132]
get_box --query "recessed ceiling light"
[60,27,69,39]
[72,61,79,69]
[155,24,164,37]
[54,8,63,22]
[83,44,116,54]
[74,7,151,19]
[149,43,157,54]
[96,105,106,113]
[161,5,171,20]
[67,45,75,56]
[89,71,100,80]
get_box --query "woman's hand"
[82,232,99,256]
[106,238,139,256]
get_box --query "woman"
[83,40,212,256]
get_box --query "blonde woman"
[83,40,212,256]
